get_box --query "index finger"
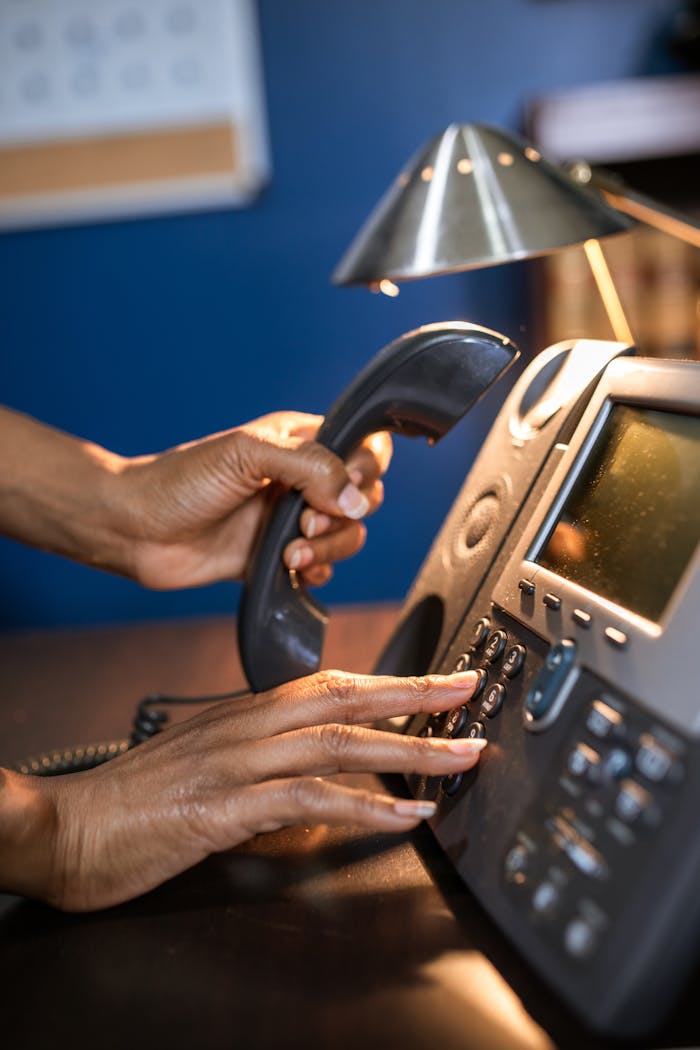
[223,669,480,741]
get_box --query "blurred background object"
[0,0,696,630]
[0,0,269,228]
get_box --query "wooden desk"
[0,607,697,1050]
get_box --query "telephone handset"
[237,322,519,693]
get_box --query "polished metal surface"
[332,123,634,286]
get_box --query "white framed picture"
[0,0,270,229]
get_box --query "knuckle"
[287,775,328,812]
[312,669,358,707]
[406,675,433,698]
[303,442,340,484]
[317,722,357,759]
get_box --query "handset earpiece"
[238,322,519,692]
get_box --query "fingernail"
[393,799,437,819]
[349,468,363,487]
[306,513,331,539]
[289,545,313,570]
[445,738,487,755]
[445,671,479,689]
[338,483,370,520]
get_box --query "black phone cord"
[13,686,250,777]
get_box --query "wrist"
[0,769,64,905]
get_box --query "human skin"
[0,669,484,912]
[0,406,486,910]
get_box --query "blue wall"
[0,0,681,629]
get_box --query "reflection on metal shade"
[332,123,634,285]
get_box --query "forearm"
[0,407,133,575]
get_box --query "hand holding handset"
[238,322,519,693]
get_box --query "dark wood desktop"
[1,606,698,1050]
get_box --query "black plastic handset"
[238,322,519,692]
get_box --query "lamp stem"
[583,238,635,345]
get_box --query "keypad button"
[566,742,601,780]
[453,652,472,673]
[470,618,491,649]
[586,699,623,740]
[504,842,530,882]
[635,734,676,784]
[543,592,562,610]
[481,682,506,719]
[484,629,508,663]
[532,881,560,917]
[442,706,468,738]
[604,626,628,649]
[551,816,608,880]
[518,578,535,596]
[471,668,488,699]
[564,918,598,960]
[614,779,654,825]
[572,608,592,628]
[599,747,633,784]
[465,721,486,739]
[525,639,576,723]
[502,644,526,679]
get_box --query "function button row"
[535,599,629,650]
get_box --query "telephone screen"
[535,403,700,622]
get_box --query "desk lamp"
[332,123,639,342]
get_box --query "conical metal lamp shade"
[332,123,634,285]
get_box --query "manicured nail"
[445,671,479,689]
[289,545,313,570]
[445,737,487,755]
[306,512,331,539]
[338,483,370,520]
[393,799,437,819]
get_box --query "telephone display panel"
[533,404,700,622]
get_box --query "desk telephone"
[240,323,700,1039]
[16,320,700,1039]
